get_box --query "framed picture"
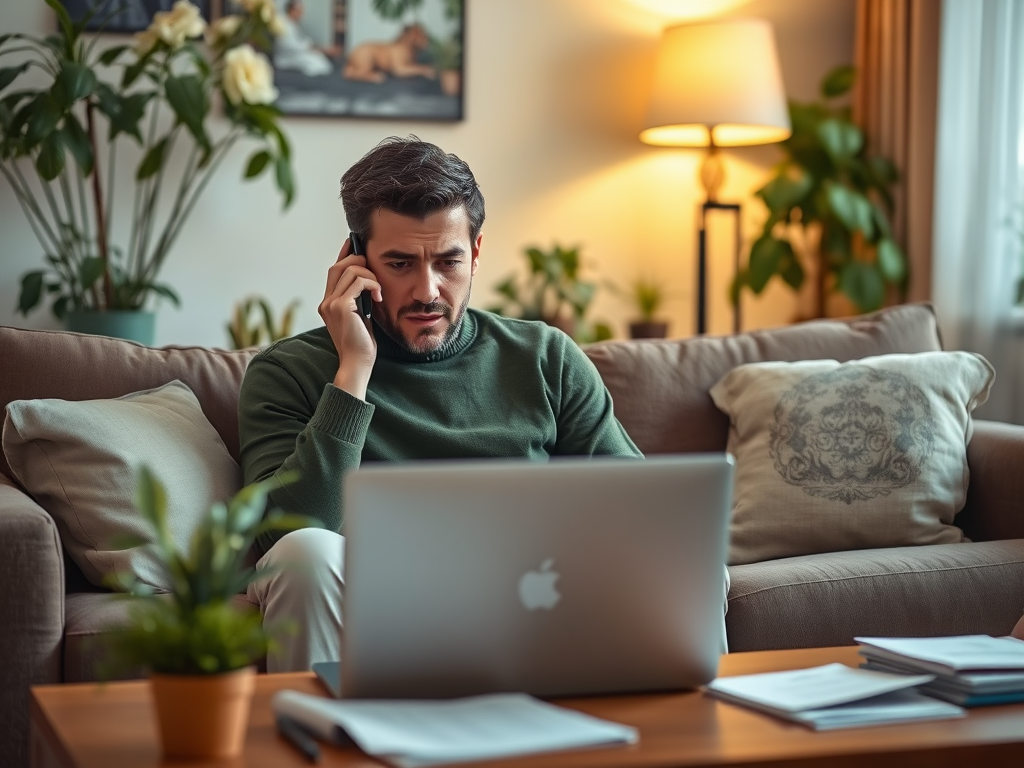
[272,0,464,120]
[59,0,217,34]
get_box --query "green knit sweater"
[238,309,642,552]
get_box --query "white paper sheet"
[855,635,1024,674]
[704,664,964,730]
[705,663,935,711]
[271,690,638,768]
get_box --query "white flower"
[222,45,279,106]
[205,14,242,46]
[148,0,206,51]
[133,28,159,56]
[268,13,287,37]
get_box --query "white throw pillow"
[2,380,241,590]
[709,352,995,565]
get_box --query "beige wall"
[0,0,855,346]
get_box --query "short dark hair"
[340,136,485,242]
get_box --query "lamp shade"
[640,19,791,147]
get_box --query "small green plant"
[488,243,612,343]
[733,65,906,317]
[428,35,461,71]
[104,467,318,675]
[226,295,299,349]
[611,277,666,323]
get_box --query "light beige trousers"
[246,528,345,673]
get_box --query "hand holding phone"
[349,231,372,319]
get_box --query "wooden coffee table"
[30,646,1024,767]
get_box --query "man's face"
[365,206,481,355]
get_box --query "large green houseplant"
[488,243,613,344]
[1,0,294,341]
[105,466,317,758]
[734,65,906,317]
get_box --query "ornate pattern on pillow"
[2,380,241,590]
[709,352,995,565]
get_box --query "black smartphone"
[349,231,372,319]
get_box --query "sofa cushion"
[726,540,1024,652]
[710,352,994,565]
[583,303,943,455]
[0,326,256,481]
[2,381,242,591]
[63,592,258,683]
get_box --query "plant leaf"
[79,256,105,291]
[747,235,792,293]
[17,270,46,315]
[821,65,857,98]
[817,118,863,164]
[838,261,885,311]
[149,283,181,306]
[134,466,168,538]
[876,238,906,283]
[35,131,65,181]
[0,63,29,95]
[825,184,875,238]
[136,136,167,180]
[164,74,209,148]
[60,114,94,176]
[54,62,97,109]
[244,149,271,179]
[274,155,295,208]
[758,169,813,213]
[98,44,131,66]
[778,246,805,290]
[43,0,76,56]
[26,94,61,147]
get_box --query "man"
[239,137,642,672]
[273,0,338,77]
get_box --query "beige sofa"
[3,302,1024,766]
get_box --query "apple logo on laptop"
[518,558,561,610]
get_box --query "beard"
[374,283,472,355]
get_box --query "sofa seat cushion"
[64,592,258,683]
[726,540,1024,652]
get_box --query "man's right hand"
[318,238,382,401]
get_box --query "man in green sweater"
[239,137,642,672]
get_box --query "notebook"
[315,453,733,699]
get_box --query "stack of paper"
[704,662,965,730]
[271,690,638,768]
[857,635,1024,706]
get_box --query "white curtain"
[932,0,1024,424]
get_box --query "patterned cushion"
[709,352,995,565]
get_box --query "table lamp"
[640,18,790,334]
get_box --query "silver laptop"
[319,453,733,699]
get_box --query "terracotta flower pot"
[150,666,256,759]
[629,321,669,339]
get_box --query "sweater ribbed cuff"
[309,384,375,444]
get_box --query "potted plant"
[226,294,299,349]
[612,277,669,339]
[488,243,612,344]
[105,467,317,759]
[429,34,462,96]
[732,65,906,318]
[1,0,294,343]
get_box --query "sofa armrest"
[0,472,65,768]
[958,420,1024,542]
